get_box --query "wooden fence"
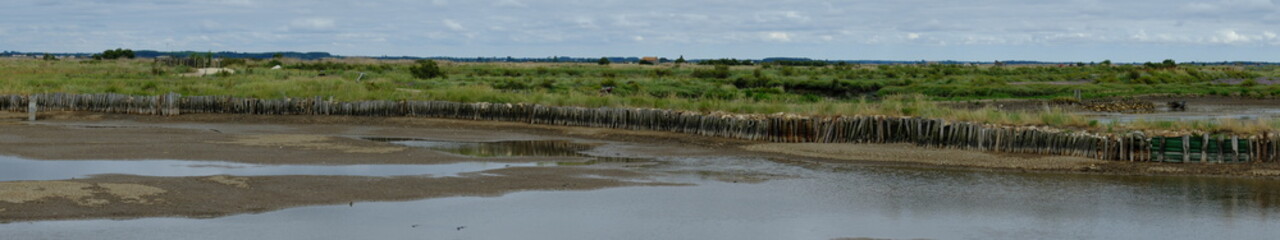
[3,93,1276,163]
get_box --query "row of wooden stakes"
[2,93,1276,163]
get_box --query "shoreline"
[5,111,1279,178]
[2,111,1280,222]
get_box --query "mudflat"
[2,111,1279,222]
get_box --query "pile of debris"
[1080,98,1156,113]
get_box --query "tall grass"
[0,58,1275,134]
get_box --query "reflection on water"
[373,138,651,165]
[367,138,592,157]
[1084,105,1280,123]
[5,156,1280,239]
[0,156,538,181]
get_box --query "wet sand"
[3,111,1280,222]
[0,167,672,222]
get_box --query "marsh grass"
[1,58,1276,134]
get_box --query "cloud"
[764,32,791,42]
[2,0,1279,60]
[211,0,254,6]
[442,19,466,31]
[493,0,525,7]
[1213,29,1252,43]
[289,18,335,31]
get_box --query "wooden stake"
[27,95,36,121]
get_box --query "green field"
[4,57,1280,133]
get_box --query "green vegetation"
[3,57,1280,133]
[409,60,445,79]
[92,48,136,60]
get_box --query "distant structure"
[641,56,659,63]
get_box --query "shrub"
[409,60,445,79]
[691,65,731,79]
[652,68,673,77]
[1242,78,1259,87]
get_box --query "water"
[378,139,652,165]
[0,140,645,181]
[0,156,539,181]
[1085,105,1280,123]
[5,155,1280,239]
[369,138,596,158]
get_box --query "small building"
[641,56,659,63]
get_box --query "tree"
[1100,59,1112,66]
[638,59,654,65]
[94,48,136,60]
[42,54,56,61]
[272,53,284,59]
[597,57,611,65]
[1161,59,1177,69]
[410,60,446,79]
[674,55,687,64]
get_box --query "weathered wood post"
[27,95,36,121]
[1232,136,1240,162]
[1183,135,1191,163]
[1200,134,1209,163]
[1157,135,1167,162]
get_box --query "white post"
[27,96,36,121]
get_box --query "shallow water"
[371,139,595,158]
[0,156,538,181]
[1085,105,1280,123]
[5,155,1280,239]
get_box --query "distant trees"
[597,57,611,65]
[638,59,655,65]
[770,60,828,67]
[410,60,446,79]
[698,58,753,66]
[92,48,135,60]
[42,54,56,61]
[1142,59,1178,69]
[674,55,687,65]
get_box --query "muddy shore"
[2,111,1280,222]
[0,168,670,223]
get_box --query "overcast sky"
[3,0,1279,61]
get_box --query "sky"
[3,0,1279,62]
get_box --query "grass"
[2,57,1278,134]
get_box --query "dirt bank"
[0,167,673,222]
